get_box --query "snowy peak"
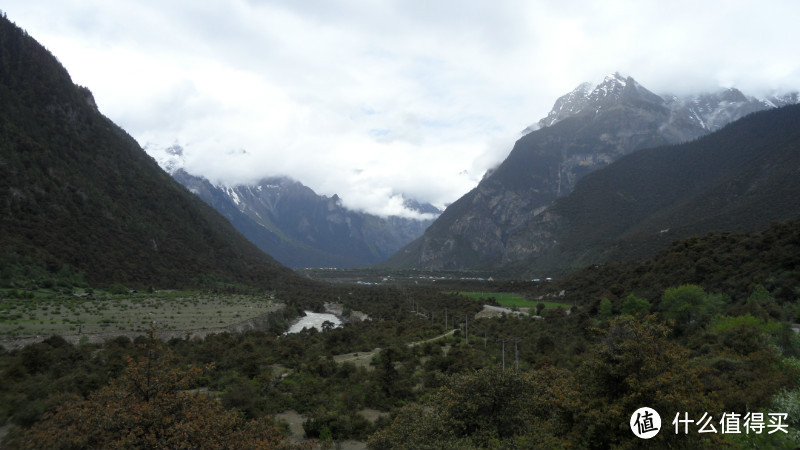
[763,92,800,107]
[532,73,799,141]
[535,82,594,129]
[169,170,438,268]
[536,73,663,129]
[664,87,788,134]
[219,176,320,211]
[586,73,664,108]
[146,143,186,175]
[590,72,631,100]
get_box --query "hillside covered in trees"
[0,15,299,290]
[2,219,800,448]
[503,104,800,276]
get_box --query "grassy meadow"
[456,291,573,310]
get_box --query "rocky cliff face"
[503,104,800,275]
[383,73,799,270]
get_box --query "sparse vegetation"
[0,290,283,337]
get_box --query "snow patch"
[226,187,242,206]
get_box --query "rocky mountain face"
[384,73,799,270]
[155,150,439,268]
[503,104,800,276]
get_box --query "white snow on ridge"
[226,187,241,206]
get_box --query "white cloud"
[3,0,799,216]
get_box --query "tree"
[367,368,539,449]
[7,332,309,450]
[370,316,724,449]
[373,346,405,403]
[598,297,613,319]
[737,284,781,320]
[620,294,650,316]
[566,315,722,449]
[660,284,720,327]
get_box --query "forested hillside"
[540,219,800,306]
[0,16,297,289]
[504,104,800,275]
[3,219,800,448]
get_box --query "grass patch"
[455,292,573,310]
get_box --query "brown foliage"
[7,333,309,450]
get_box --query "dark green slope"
[546,219,800,304]
[0,16,297,288]
[507,104,800,275]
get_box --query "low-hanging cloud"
[5,0,799,217]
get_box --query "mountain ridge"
[383,73,799,271]
[502,104,800,275]
[159,159,439,268]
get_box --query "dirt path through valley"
[332,329,456,368]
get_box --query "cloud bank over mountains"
[4,0,799,216]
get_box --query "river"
[286,311,342,334]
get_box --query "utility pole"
[498,338,509,371]
[465,315,469,345]
[445,307,448,329]
[513,338,523,371]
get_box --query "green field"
[456,291,573,310]
[0,290,282,337]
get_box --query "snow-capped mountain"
[384,73,799,271]
[662,88,787,139]
[146,146,440,268]
[525,72,798,141]
[535,74,665,129]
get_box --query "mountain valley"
[2,12,800,450]
[151,146,439,268]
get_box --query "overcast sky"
[4,0,800,217]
